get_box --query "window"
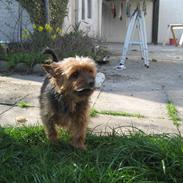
[82,0,85,20]
[87,0,92,19]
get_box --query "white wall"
[0,0,32,42]
[158,0,183,43]
[101,0,153,43]
[63,0,153,43]
[62,0,77,33]
[77,0,102,38]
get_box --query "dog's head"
[42,56,97,98]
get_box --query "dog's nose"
[88,79,95,87]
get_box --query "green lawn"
[0,127,183,183]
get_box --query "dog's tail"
[42,47,59,62]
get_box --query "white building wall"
[158,0,183,43]
[102,0,153,43]
[77,0,102,38]
[62,0,78,33]
[0,0,32,42]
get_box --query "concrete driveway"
[0,45,183,134]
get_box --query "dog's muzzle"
[75,87,95,96]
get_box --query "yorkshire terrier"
[40,49,96,149]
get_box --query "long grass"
[0,126,183,183]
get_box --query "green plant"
[93,45,109,62]
[0,44,7,60]
[5,52,47,68]
[167,101,181,128]
[0,126,183,182]
[55,29,95,60]
[16,0,68,29]
[16,101,32,108]
[53,23,109,61]
[90,108,98,117]
[90,108,144,118]
[28,24,62,50]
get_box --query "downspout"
[98,0,102,39]
[18,2,23,42]
[45,0,50,23]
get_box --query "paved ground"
[0,44,183,134]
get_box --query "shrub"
[21,24,62,51]
[55,30,95,59]
[17,0,68,29]
[6,23,109,69]
[53,23,109,61]
[5,52,47,68]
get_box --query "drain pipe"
[45,0,50,23]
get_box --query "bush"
[5,23,109,70]
[17,0,68,29]
[55,30,95,59]
[5,52,47,69]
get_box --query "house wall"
[62,0,78,32]
[101,0,153,43]
[74,0,153,43]
[158,0,183,43]
[0,0,32,42]
[77,0,102,38]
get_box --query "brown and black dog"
[40,49,96,149]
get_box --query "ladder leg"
[115,10,149,70]
[115,11,138,70]
[139,11,149,67]
[120,12,138,64]
[137,17,145,60]
[179,33,183,46]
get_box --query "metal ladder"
[115,7,149,70]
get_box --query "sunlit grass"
[167,101,181,127]
[90,108,144,118]
[16,101,32,108]
[0,126,183,182]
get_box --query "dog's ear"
[42,63,62,78]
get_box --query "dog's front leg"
[70,118,88,150]
[43,116,58,143]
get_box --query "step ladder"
[115,7,149,70]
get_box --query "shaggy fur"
[40,56,96,149]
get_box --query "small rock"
[32,64,45,75]
[0,61,9,72]
[16,116,27,123]
[151,59,158,62]
[14,63,29,73]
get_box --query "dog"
[40,49,96,149]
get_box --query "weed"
[90,108,98,117]
[5,52,47,68]
[16,101,32,108]
[90,108,144,118]
[167,101,181,127]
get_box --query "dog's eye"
[88,69,93,74]
[71,71,79,79]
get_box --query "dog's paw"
[47,134,58,144]
[70,142,86,150]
